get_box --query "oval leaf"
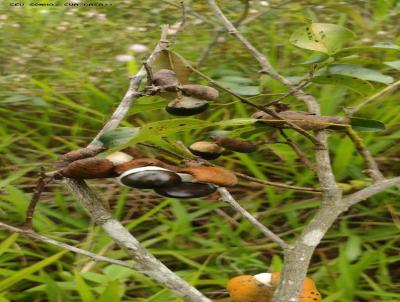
[99,127,140,148]
[312,75,374,95]
[335,43,400,58]
[328,64,393,84]
[290,23,355,54]
[350,117,385,132]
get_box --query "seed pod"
[154,182,217,198]
[152,69,178,87]
[166,96,209,116]
[179,166,238,187]
[179,84,219,101]
[214,137,258,153]
[227,275,272,302]
[252,111,350,131]
[55,146,106,169]
[61,158,114,179]
[113,158,178,175]
[189,141,224,160]
[118,166,182,189]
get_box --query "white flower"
[137,27,147,32]
[126,26,136,31]
[39,9,49,14]
[96,13,107,21]
[50,57,64,62]
[115,54,134,62]
[10,23,20,28]
[86,11,97,17]
[129,43,148,53]
[260,1,269,6]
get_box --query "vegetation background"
[0,0,399,301]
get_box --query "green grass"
[1,0,400,301]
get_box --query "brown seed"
[189,141,224,160]
[152,69,178,87]
[252,111,350,131]
[179,166,238,187]
[55,146,106,169]
[214,137,258,153]
[61,158,114,179]
[113,158,178,175]
[166,96,209,116]
[179,84,219,101]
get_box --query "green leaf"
[328,64,393,84]
[0,251,65,292]
[312,75,374,95]
[335,43,400,58]
[384,60,400,70]
[100,118,212,148]
[0,234,19,257]
[350,117,385,132]
[217,76,259,95]
[299,52,330,64]
[128,100,167,115]
[99,127,140,148]
[74,271,95,302]
[98,281,121,302]
[345,236,362,262]
[290,23,355,54]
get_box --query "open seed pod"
[213,137,258,153]
[189,141,224,160]
[154,181,218,199]
[152,69,178,87]
[227,275,273,302]
[179,84,219,101]
[166,96,209,116]
[105,151,134,165]
[179,166,238,187]
[113,158,178,175]
[227,272,321,302]
[61,158,115,179]
[252,111,350,131]
[118,166,182,189]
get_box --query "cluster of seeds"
[56,149,237,199]
[188,136,259,160]
[152,69,219,116]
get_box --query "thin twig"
[23,168,54,229]
[279,130,317,171]
[218,187,291,249]
[347,79,400,115]
[345,127,384,181]
[0,222,141,271]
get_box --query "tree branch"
[0,222,141,271]
[60,25,212,302]
[206,2,342,301]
